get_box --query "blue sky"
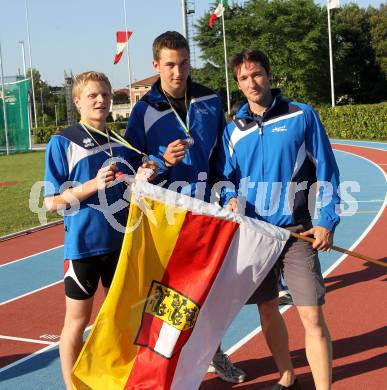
[0,0,383,90]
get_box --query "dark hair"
[228,49,271,81]
[152,31,190,61]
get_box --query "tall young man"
[219,49,340,390]
[124,31,246,384]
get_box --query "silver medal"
[184,136,195,148]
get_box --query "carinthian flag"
[72,181,289,390]
[114,31,132,64]
[209,1,226,29]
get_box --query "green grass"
[0,151,62,237]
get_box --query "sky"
[0,0,384,90]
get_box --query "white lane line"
[0,325,92,374]
[226,148,386,357]
[0,280,62,306]
[0,335,55,345]
[0,245,64,268]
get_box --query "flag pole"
[123,0,132,113]
[24,0,38,128]
[0,41,10,155]
[290,232,387,268]
[221,5,231,116]
[327,2,335,107]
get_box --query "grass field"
[0,151,62,237]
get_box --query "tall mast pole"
[123,0,132,112]
[221,8,231,115]
[24,0,38,128]
[0,41,10,155]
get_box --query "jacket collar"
[235,88,283,122]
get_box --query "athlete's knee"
[298,307,327,337]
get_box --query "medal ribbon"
[162,89,192,142]
[79,121,148,159]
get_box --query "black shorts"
[64,250,120,300]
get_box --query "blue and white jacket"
[125,78,225,200]
[44,124,133,260]
[219,89,340,231]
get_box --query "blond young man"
[44,71,156,389]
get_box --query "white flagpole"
[0,41,10,155]
[221,6,231,115]
[123,0,133,113]
[19,40,32,150]
[24,0,38,128]
[327,3,335,107]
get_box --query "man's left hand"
[300,226,333,251]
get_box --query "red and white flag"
[72,181,290,390]
[209,1,226,29]
[113,31,132,64]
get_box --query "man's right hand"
[227,197,239,213]
[163,139,187,167]
[95,164,116,189]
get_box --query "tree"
[194,0,385,105]
[367,4,387,101]
[195,0,331,105]
[27,68,67,127]
[331,4,385,103]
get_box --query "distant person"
[219,49,341,389]
[124,31,246,384]
[43,71,155,389]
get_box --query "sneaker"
[208,351,246,383]
[272,378,301,389]
[278,291,293,306]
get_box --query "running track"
[0,141,386,389]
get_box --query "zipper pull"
[259,126,263,135]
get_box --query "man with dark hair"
[219,49,340,390]
[124,31,246,384]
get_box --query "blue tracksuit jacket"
[219,89,340,231]
[124,78,225,200]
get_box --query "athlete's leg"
[297,306,332,390]
[60,296,94,390]
[258,298,295,386]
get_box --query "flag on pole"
[113,31,132,64]
[327,0,340,9]
[72,181,289,390]
[209,1,226,29]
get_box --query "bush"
[316,102,387,141]
[33,125,58,144]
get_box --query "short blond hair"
[72,71,112,99]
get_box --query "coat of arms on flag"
[72,181,289,390]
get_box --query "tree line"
[193,0,386,106]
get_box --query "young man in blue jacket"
[219,49,340,390]
[44,71,143,389]
[124,31,246,384]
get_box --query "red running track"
[200,144,387,389]
[0,223,64,265]
[0,144,385,388]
